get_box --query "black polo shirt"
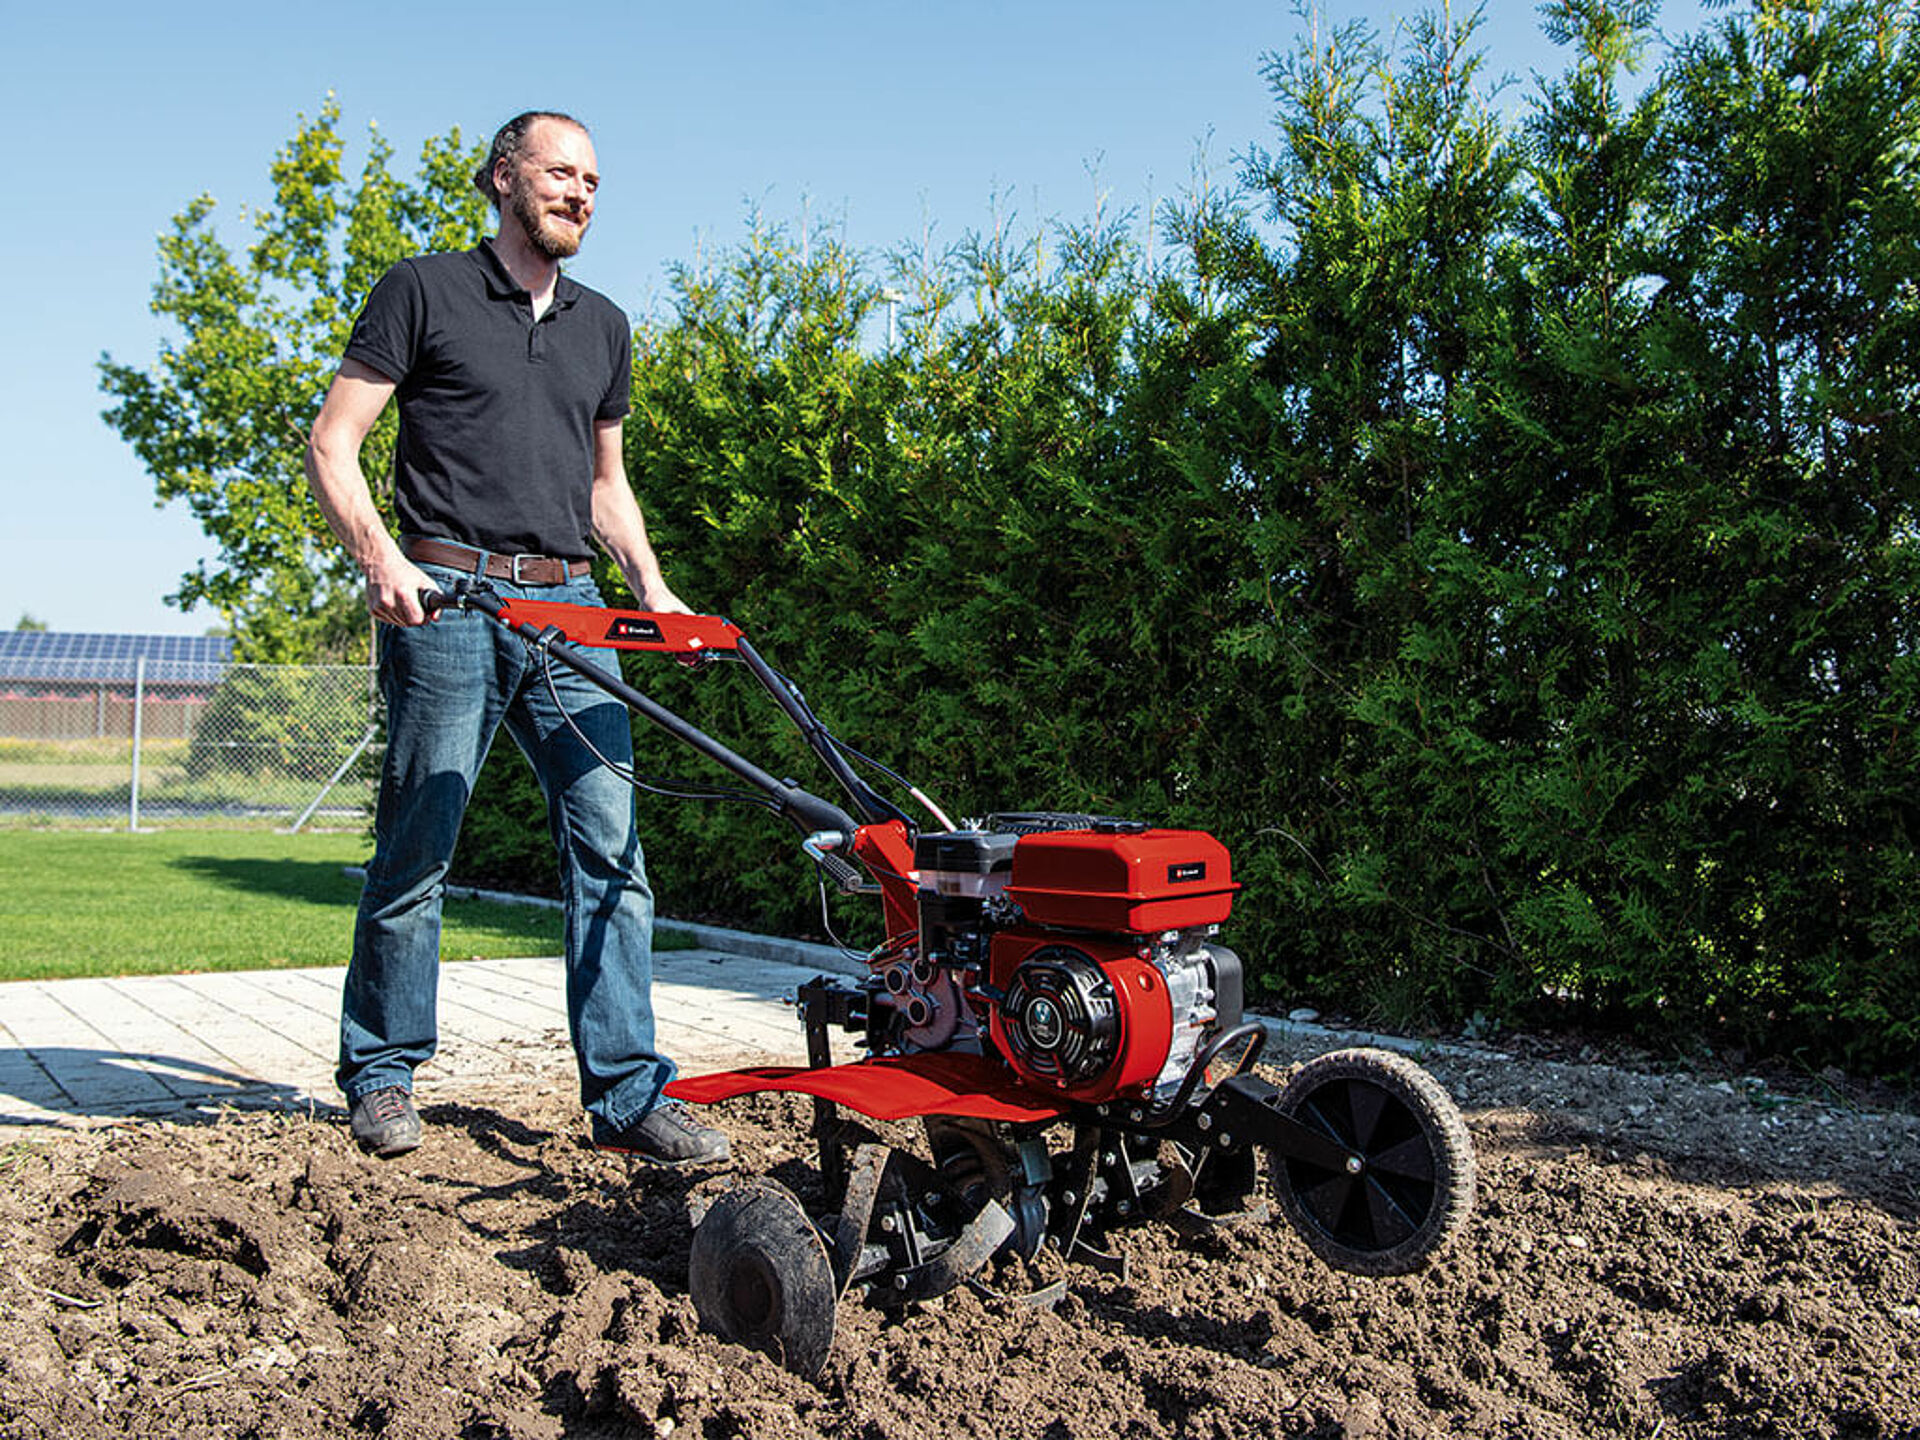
[344,242,632,560]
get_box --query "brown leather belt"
[401,536,590,586]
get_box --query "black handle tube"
[443,586,860,837]
[732,637,909,829]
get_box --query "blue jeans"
[338,563,673,1129]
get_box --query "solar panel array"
[0,631,235,685]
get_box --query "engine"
[886,815,1244,1105]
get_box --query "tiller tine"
[834,1141,1018,1304]
[894,1196,1015,1304]
[829,1143,891,1298]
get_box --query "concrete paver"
[0,934,856,1135]
[0,1051,70,1110]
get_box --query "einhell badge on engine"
[605,617,664,643]
[1168,861,1208,884]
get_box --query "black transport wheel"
[687,1179,837,1377]
[1268,1047,1475,1276]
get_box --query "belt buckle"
[509,553,539,585]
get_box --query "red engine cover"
[1005,828,1237,933]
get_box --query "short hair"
[473,111,587,209]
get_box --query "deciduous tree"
[99,98,487,660]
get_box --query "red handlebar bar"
[421,588,744,656]
[489,597,746,656]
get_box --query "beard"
[507,173,587,260]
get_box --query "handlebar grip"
[420,588,450,615]
[812,848,867,894]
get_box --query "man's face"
[501,119,600,260]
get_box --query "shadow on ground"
[0,1046,330,1128]
[167,854,367,908]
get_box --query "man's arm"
[591,417,691,614]
[305,358,437,626]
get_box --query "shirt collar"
[473,240,581,311]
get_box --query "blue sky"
[4,0,1713,635]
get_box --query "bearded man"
[305,110,729,1167]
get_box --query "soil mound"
[2,1038,1915,1439]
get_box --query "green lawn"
[0,829,678,982]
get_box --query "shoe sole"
[356,1133,422,1158]
[591,1139,730,1167]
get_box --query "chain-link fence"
[0,658,383,829]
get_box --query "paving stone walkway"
[0,937,850,1134]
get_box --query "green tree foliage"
[1184,0,1915,1061]
[462,0,1917,1072]
[99,97,489,660]
[1644,0,1920,1054]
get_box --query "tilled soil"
[2,1033,1916,1440]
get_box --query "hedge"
[453,2,1919,1074]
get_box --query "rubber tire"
[687,1180,837,1376]
[1268,1047,1475,1276]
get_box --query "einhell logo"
[605,617,664,643]
[1168,861,1208,884]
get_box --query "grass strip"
[0,829,682,981]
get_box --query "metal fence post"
[288,722,380,832]
[129,653,145,832]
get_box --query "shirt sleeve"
[595,311,632,423]
[343,260,423,384]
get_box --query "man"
[305,110,728,1166]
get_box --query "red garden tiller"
[433,580,1475,1377]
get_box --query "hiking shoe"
[592,1102,730,1166]
[349,1085,422,1157]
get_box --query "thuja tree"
[1196,0,1920,1064]
[1636,0,1920,1055]
[1459,0,1920,1058]
[100,99,488,660]
[609,218,909,932]
[449,0,1918,1069]
[1189,6,1531,1024]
